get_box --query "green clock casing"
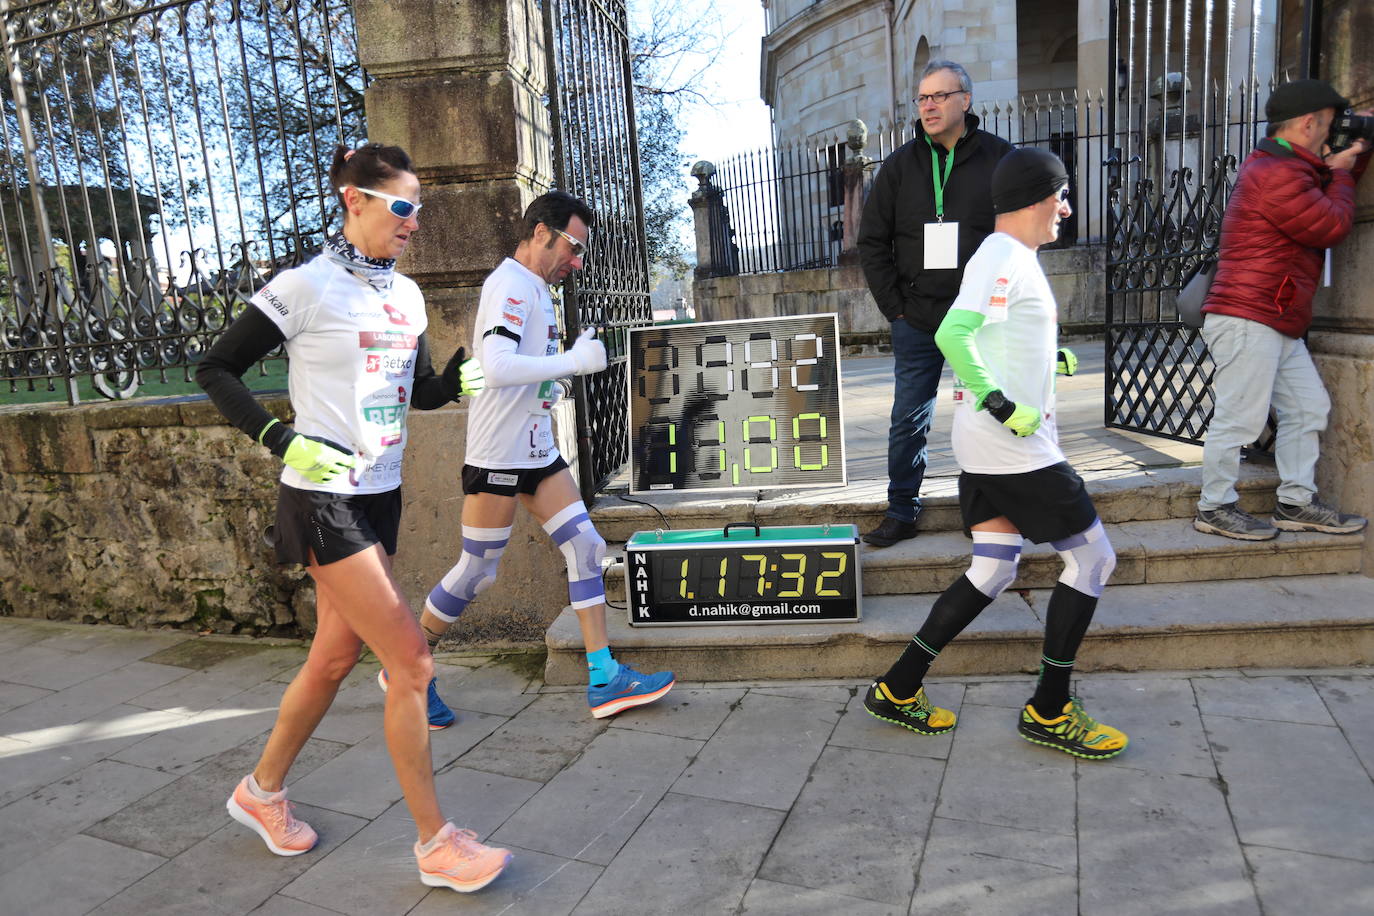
[624,524,862,626]
[627,314,846,493]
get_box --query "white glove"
[567,327,607,376]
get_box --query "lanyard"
[926,135,956,221]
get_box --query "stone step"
[591,463,1280,541]
[544,573,1374,685]
[602,514,1364,600]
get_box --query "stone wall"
[691,245,1107,341]
[0,396,312,633]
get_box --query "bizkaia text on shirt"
[260,287,289,317]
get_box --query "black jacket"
[858,113,1013,332]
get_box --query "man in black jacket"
[858,60,1014,546]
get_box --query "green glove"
[441,346,484,400]
[1056,347,1078,376]
[1001,402,1043,437]
[276,429,355,483]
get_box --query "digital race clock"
[625,523,862,626]
[627,314,846,493]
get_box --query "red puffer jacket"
[1202,137,1367,338]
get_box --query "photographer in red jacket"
[1194,79,1372,540]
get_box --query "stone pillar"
[689,160,721,280]
[353,0,570,639]
[839,119,871,267]
[1077,0,1110,243]
[1311,0,1374,574]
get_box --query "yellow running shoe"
[863,682,957,735]
[1018,697,1128,759]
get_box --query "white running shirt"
[948,232,1064,475]
[250,254,427,494]
[466,257,567,469]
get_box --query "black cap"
[991,148,1069,214]
[1265,79,1350,124]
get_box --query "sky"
[674,1,774,166]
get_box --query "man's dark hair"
[329,143,413,209]
[520,191,596,242]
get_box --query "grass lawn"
[0,360,289,407]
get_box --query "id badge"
[924,221,959,270]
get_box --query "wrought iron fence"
[1105,0,1279,445]
[543,0,651,497]
[704,91,1111,277]
[0,0,365,402]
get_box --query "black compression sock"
[883,575,994,699]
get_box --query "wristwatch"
[982,389,1015,422]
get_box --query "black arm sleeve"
[194,307,294,454]
[410,332,455,410]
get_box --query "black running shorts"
[461,456,569,497]
[270,484,402,566]
[958,461,1099,544]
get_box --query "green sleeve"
[934,307,999,408]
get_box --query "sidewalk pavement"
[2,616,1372,915]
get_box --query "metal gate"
[1104,0,1297,443]
[542,0,651,497]
[0,0,364,404]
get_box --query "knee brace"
[425,525,511,623]
[966,530,1023,598]
[1051,519,1116,598]
[543,502,606,609]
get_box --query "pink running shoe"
[226,775,318,856]
[415,822,512,893]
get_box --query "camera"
[1328,109,1374,153]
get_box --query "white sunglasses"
[341,185,422,219]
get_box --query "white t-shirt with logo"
[948,232,1064,475]
[250,254,427,494]
[466,257,564,469]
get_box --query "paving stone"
[0,759,176,877]
[827,685,964,760]
[605,686,746,740]
[278,817,443,916]
[759,745,942,904]
[0,680,52,715]
[572,792,783,915]
[111,681,284,775]
[0,644,111,690]
[1246,845,1374,915]
[671,691,839,810]
[85,734,348,858]
[0,833,165,916]
[129,648,305,714]
[445,659,541,718]
[1074,677,1215,777]
[492,727,701,864]
[0,661,191,735]
[1205,714,1374,860]
[408,845,602,916]
[291,709,504,819]
[910,816,1077,916]
[378,764,543,836]
[748,684,856,706]
[738,879,905,916]
[0,705,188,807]
[1193,675,1336,725]
[29,627,187,666]
[1310,675,1374,776]
[306,678,387,746]
[960,679,1034,709]
[0,620,68,654]
[457,693,607,782]
[933,708,1076,836]
[246,896,345,916]
[1077,767,1258,915]
[91,807,365,916]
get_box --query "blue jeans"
[885,319,946,522]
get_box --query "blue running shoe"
[587,663,674,719]
[378,669,457,730]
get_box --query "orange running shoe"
[415,822,512,893]
[226,775,318,856]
